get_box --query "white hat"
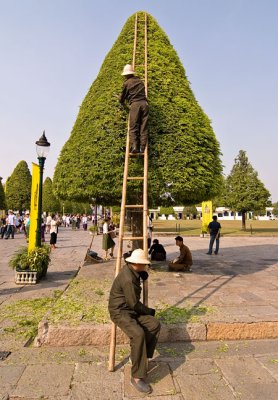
[125,248,150,264]
[121,64,135,76]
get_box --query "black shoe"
[214,251,218,255]
[130,377,152,394]
[130,147,139,154]
[206,252,212,255]
[139,146,145,153]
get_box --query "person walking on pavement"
[207,215,221,255]
[119,64,149,153]
[5,210,16,239]
[108,249,161,395]
[168,235,193,272]
[50,214,58,250]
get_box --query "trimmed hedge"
[53,11,222,206]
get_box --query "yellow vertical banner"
[28,163,40,252]
[202,201,212,233]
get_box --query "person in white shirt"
[82,214,88,231]
[50,214,58,250]
[5,210,16,239]
[46,213,52,234]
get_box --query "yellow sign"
[202,201,212,233]
[28,163,40,252]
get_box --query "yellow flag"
[202,201,212,233]
[28,163,40,252]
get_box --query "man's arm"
[122,279,155,316]
[119,83,128,105]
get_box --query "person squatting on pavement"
[168,235,193,272]
[207,215,221,255]
[108,249,161,394]
[119,64,149,153]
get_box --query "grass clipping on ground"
[48,278,111,325]
[0,278,215,340]
[48,278,213,326]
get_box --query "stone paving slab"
[0,340,277,399]
[11,363,75,398]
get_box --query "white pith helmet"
[125,248,150,264]
[121,64,135,76]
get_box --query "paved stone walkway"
[1,339,278,399]
[1,227,278,398]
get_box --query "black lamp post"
[35,131,50,247]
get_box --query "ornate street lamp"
[35,131,50,246]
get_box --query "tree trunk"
[241,211,246,230]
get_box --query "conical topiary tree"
[6,161,31,211]
[42,177,61,214]
[0,177,6,210]
[53,11,222,206]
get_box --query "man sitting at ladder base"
[119,64,149,153]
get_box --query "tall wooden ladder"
[108,12,149,372]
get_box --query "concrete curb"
[35,320,278,347]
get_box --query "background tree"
[183,205,197,219]
[53,11,222,207]
[160,206,175,218]
[272,202,278,215]
[42,177,61,214]
[0,177,7,210]
[224,150,271,229]
[5,161,31,211]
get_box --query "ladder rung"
[129,152,144,156]
[125,205,144,208]
[122,236,144,240]
[127,177,144,180]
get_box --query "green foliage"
[5,160,31,211]
[9,245,51,274]
[53,11,222,206]
[160,206,175,216]
[42,177,61,213]
[0,178,6,209]
[272,202,278,215]
[224,150,271,218]
[183,205,197,216]
[62,200,89,214]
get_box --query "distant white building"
[149,206,275,221]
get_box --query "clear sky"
[0,0,277,201]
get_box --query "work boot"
[130,377,152,394]
[130,146,139,153]
[139,146,145,153]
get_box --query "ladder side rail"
[108,13,139,373]
[142,12,149,306]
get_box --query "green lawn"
[152,219,278,236]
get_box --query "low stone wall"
[35,320,278,347]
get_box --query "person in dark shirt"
[168,235,193,272]
[149,239,166,261]
[108,248,160,394]
[207,215,221,255]
[119,64,149,153]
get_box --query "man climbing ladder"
[120,64,149,153]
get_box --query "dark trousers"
[208,234,220,254]
[115,313,160,379]
[5,225,15,239]
[129,100,149,149]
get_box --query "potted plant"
[9,245,51,284]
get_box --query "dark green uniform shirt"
[108,264,154,321]
[119,76,147,105]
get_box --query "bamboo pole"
[108,13,139,373]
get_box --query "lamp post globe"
[35,131,50,247]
